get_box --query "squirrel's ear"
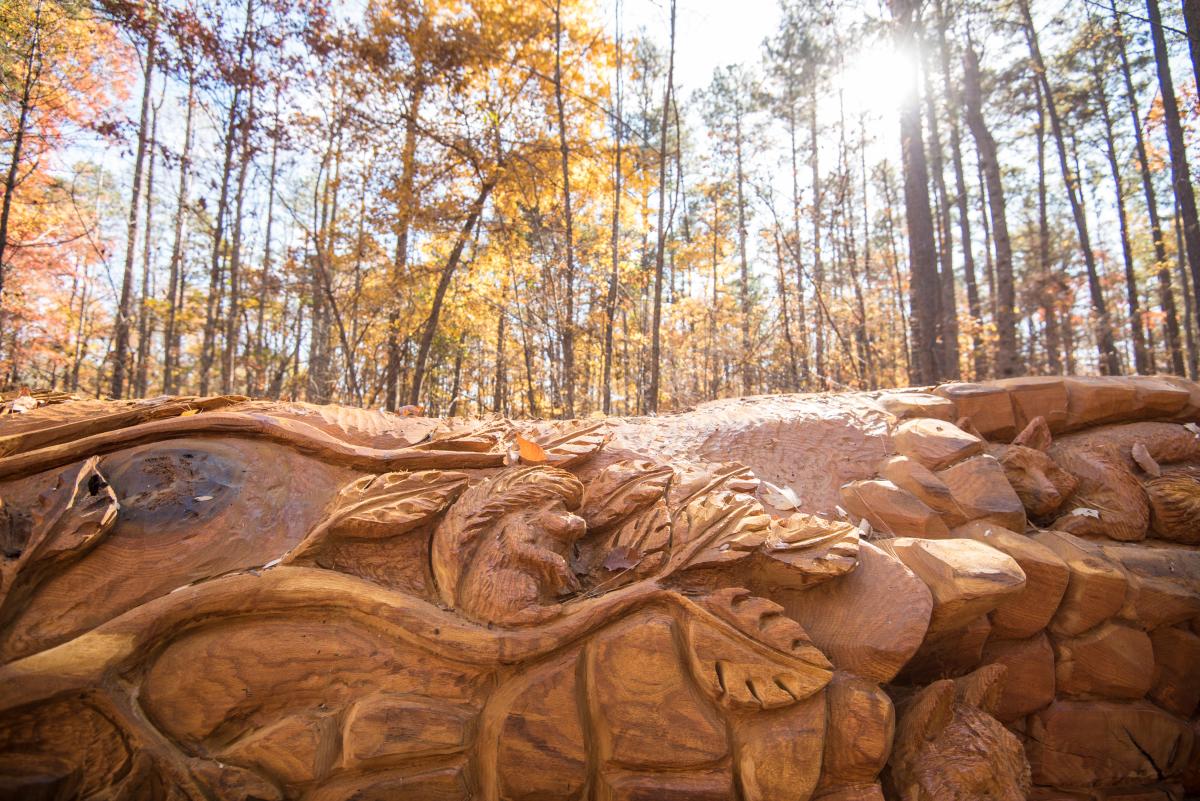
[1013,416,1053,451]
[898,679,955,743]
[954,663,1005,717]
[955,416,985,440]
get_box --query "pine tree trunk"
[112,13,158,398]
[922,39,958,379]
[809,91,826,384]
[647,0,675,413]
[1092,39,1148,373]
[1147,0,1200,349]
[735,111,752,395]
[934,0,984,379]
[1112,0,1184,374]
[1184,0,1200,93]
[602,0,623,415]
[162,72,194,395]
[134,101,159,397]
[962,42,1019,378]
[891,0,940,385]
[553,0,576,418]
[1019,0,1120,375]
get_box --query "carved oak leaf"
[0,457,118,622]
[423,419,516,454]
[576,500,672,588]
[573,460,674,585]
[683,587,832,710]
[578,459,673,532]
[666,490,772,573]
[285,471,468,564]
[520,421,612,467]
[667,461,760,511]
[756,513,861,587]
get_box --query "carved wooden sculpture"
[0,378,1197,800]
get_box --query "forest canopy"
[1,0,1199,417]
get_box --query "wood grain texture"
[0,379,1196,799]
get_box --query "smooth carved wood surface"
[0,376,1197,800]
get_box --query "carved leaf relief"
[286,470,468,564]
[520,421,613,467]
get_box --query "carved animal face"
[992,417,1078,519]
[1145,466,1200,543]
[889,666,1031,801]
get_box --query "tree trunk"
[0,0,42,308]
[1178,202,1200,378]
[112,12,158,398]
[384,84,425,411]
[809,88,826,383]
[647,0,675,414]
[962,41,1019,378]
[553,0,577,418]
[775,231,800,389]
[1092,34,1148,373]
[602,0,623,415]
[788,106,811,385]
[893,0,940,385]
[135,100,160,397]
[1112,0,1184,375]
[251,92,280,396]
[735,108,752,395]
[934,0,984,379]
[922,36,959,380]
[409,175,498,407]
[1018,0,1121,375]
[1184,0,1200,93]
[493,287,507,413]
[162,72,195,394]
[222,48,257,395]
[200,95,240,396]
[1147,0,1200,349]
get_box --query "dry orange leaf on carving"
[516,435,548,463]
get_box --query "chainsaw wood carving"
[0,378,1197,800]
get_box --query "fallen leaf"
[194,495,214,502]
[760,480,802,510]
[602,545,641,571]
[516,435,548,463]
[1069,507,1100,519]
[180,409,199,416]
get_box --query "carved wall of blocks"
[0,374,1197,800]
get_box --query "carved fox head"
[989,417,1078,519]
